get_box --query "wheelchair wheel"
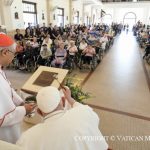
[91,56,97,71]
[147,56,150,65]
[45,62,51,67]
[26,60,36,72]
[68,60,75,73]
[11,58,19,69]
[63,58,73,73]
[45,59,51,67]
[78,58,83,70]
[99,49,104,60]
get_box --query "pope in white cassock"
[0,33,35,144]
[17,86,108,150]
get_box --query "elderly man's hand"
[62,86,75,107]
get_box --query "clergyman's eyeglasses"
[8,50,17,56]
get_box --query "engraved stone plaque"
[33,71,58,87]
[21,66,68,95]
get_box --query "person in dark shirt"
[14,29,24,41]
[41,23,48,34]
[47,23,53,38]
[24,28,33,40]
[51,25,59,40]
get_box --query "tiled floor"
[94,108,150,150]
[84,32,150,118]
[5,31,150,149]
[83,31,150,149]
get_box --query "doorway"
[123,12,136,31]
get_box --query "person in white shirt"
[0,33,35,144]
[42,34,52,49]
[79,38,87,51]
[30,37,39,48]
[79,38,87,57]
[17,86,108,150]
[100,34,108,51]
[40,44,52,59]
[64,36,71,48]
[38,44,52,66]
[88,34,96,43]
[82,44,96,66]
[67,40,78,56]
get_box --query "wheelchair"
[9,56,19,69]
[64,54,78,73]
[36,55,52,67]
[23,47,40,72]
[94,46,104,64]
[79,54,98,71]
[51,56,66,69]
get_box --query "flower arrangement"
[64,78,92,103]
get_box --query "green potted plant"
[64,78,92,103]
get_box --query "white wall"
[104,2,150,25]
[0,0,2,25]
[148,9,150,25]
[0,12,2,25]
[48,0,70,26]
[91,7,102,25]
[10,0,24,29]
[84,5,92,25]
[2,0,150,31]
[1,0,48,31]
[72,0,83,24]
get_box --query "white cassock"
[0,66,26,144]
[17,102,108,150]
[0,140,23,150]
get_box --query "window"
[23,3,35,13]
[57,9,63,15]
[23,1,37,28]
[57,8,64,27]
[74,11,79,24]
